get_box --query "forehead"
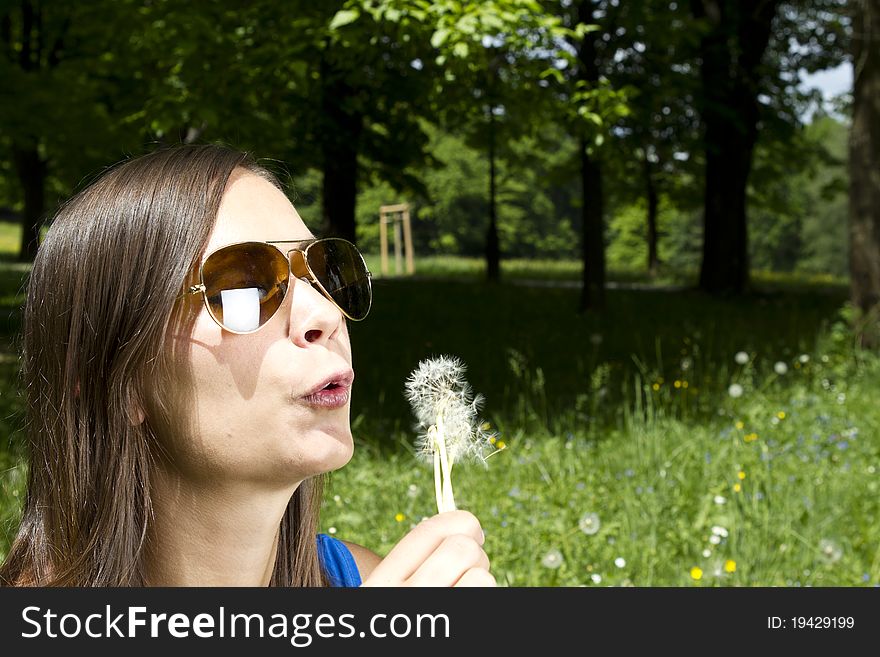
[203,169,314,261]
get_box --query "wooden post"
[380,203,414,276]
[402,207,414,274]
[379,213,388,276]
[393,218,403,275]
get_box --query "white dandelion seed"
[799,354,810,364]
[714,495,727,505]
[614,557,626,569]
[709,534,721,545]
[734,351,750,365]
[542,549,564,569]
[711,525,729,538]
[774,361,789,375]
[590,573,602,584]
[728,383,744,398]
[404,355,497,513]
[702,548,712,558]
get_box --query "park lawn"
[0,256,876,585]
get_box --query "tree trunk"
[692,0,779,295]
[320,55,362,245]
[579,136,605,311]
[849,0,880,348]
[12,144,46,262]
[644,153,659,277]
[486,105,500,283]
[576,2,605,312]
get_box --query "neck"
[145,466,301,586]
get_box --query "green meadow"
[0,227,877,585]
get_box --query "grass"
[0,238,876,585]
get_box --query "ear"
[125,384,146,426]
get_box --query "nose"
[288,276,344,347]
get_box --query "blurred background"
[1,0,878,586]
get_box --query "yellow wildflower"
[690,567,703,581]
[738,471,746,480]
[735,421,745,430]
[724,560,737,573]
[395,513,405,522]
[733,483,742,493]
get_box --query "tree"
[688,0,783,294]
[849,0,880,347]
[0,1,146,260]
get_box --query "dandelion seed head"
[818,538,842,564]
[728,383,744,398]
[774,361,789,375]
[614,557,626,568]
[734,351,750,365]
[579,512,601,535]
[404,355,494,465]
[542,549,564,569]
[590,573,602,584]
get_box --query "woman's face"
[162,169,355,487]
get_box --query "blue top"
[317,533,362,587]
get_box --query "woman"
[0,144,493,587]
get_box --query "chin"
[298,424,355,475]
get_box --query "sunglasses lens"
[201,243,289,333]
[306,239,372,320]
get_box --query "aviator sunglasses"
[183,238,372,334]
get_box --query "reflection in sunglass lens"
[201,243,289,333]
[306,239,372,321]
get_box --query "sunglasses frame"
[183,237,372,334]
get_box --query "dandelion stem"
[435,407,457,512]
[430,427,443,514]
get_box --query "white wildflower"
[728,383,744,398]
[711,525,729,538]
[714,495,727,505]
[774,361,788,375]
[614,557,626,569]
[590,573,602,584]
[799,354,810,364]
[734,351,749,365]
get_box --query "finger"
[453,567,497,588]
[364,511,484,585]
[406,534,490,587]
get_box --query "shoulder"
[339,540,383,582]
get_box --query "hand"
[360,510,496,587]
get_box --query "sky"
[800,61,852,119]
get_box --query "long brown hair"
[0,144,328,586]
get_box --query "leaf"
[329,9,360,31]
[431,27,451,49]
